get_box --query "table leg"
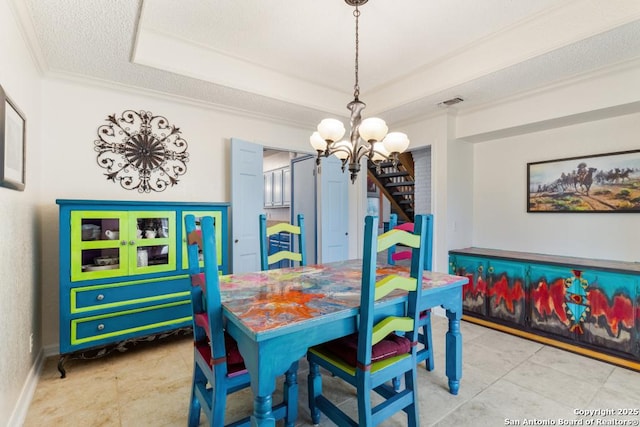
[445,309,462,395]
[283,362,299,427]
[251,395,276,427]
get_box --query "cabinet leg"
[57,355,68,378]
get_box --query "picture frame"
[0,84,26,191]
[527,149,640,213]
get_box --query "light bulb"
[382,132,410,154]
[358,117,388,142]
[309,132,327,151]
[317,119,345,143]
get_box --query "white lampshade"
[317,119,346,143]
[309,132,327,151]
[370,141,390,162]
[382,132,410,154]
[358,117,388,142]
[331,140,351,160]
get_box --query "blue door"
[318,156,349,263]
[291,155,317,264]
[231,138,263,273]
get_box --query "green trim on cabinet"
[129,211,177,275]
[70,274,190,314]
[71,211,129,280]
[70,300,191,345]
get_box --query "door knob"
[234,239,239,243]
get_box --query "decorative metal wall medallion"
[94,110,189,192]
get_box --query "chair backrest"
[358,215,428,369]
[259,213,307,271]
[387,213,433,270]
[184,215,228,365]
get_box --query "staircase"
[367,152,414,222]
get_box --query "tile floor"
[25,316,640,426]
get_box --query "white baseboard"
[7,349,44,427]
[43,343,59,358]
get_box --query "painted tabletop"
[219,259,468,341]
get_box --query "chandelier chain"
[311,0,409,184]
[353,6,360,100]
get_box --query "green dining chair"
[388,213,435,371]
[306,214,429,427]
[259,213,307,270]
[185,215,298,427]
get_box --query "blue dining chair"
[185,215,298,427]
[306,214,429,427]
[259,213,306,270]
[388,213,435,371]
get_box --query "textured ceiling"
[16,0,640,128]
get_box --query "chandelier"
[309,0,410,184]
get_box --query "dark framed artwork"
[0,84,26,191]
[527,149,640,213]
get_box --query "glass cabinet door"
[70,210,176,281]
[71,211,129,281]
[130,211,176,275]
[181,211,223,271]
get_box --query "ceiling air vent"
[438,97,464,107]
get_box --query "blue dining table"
[219,259,469,427]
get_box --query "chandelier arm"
[354,141,372,163]
[328,142,354,158]
[370,146,391,161]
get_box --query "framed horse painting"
[527,149,640,213]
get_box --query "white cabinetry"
[264,166,290,208]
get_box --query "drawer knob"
[97,324,105,331]
[96,294,104,301]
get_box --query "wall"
[0,0,43,425]
[454,59,640,262]
[471,112,640,261]
[401,112,474,272]
[38,78,313,352]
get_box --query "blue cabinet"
[57,199,229,375]
[268,232,291,269]
[450,248,640,369]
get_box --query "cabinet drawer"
[71,276,189,313]
[71,301,191,346]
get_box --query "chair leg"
[392,375,401,391]
[404,368,419,427]
[212,376,228,427]
[418,312,435,371]
[187,386,201,427]
[188,366,205,427]
[283,361,299,427]
[307,361,322,425]
[356,372,373,427]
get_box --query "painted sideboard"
[56,199,229,376]
[449,247,640,369]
